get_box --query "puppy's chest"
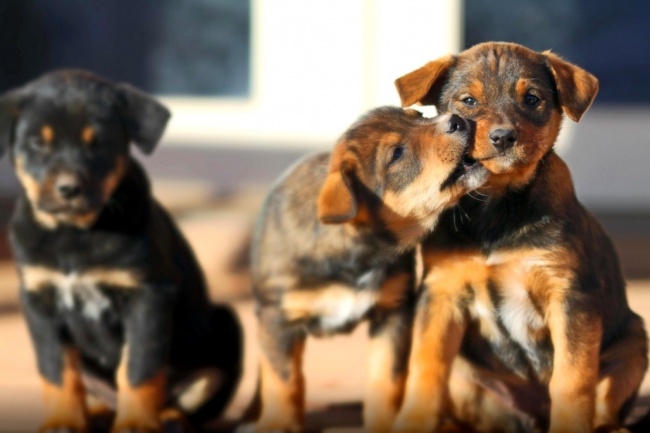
[20,264,142,321]
[466,268,552,378]
[281,266,411,336]
[428,248,566,379]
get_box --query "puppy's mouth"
[37,195,102,216]
[461,152,478,170]
[440,152,484,190]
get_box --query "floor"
[0,181,650,432]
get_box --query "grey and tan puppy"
[246,106,488,433]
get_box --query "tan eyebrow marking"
[81,126,95,145]
[41,125,54,143]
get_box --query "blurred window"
[464,0,650,104]
[0,0,251,97]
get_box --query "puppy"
[391,42,648,433]
[246,106,487,433]
[0,70,242,432]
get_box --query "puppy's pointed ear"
[394,55,456,108]
[0,89,23,158]
[544,51,599,122]
[318,160,358,224]
[116,83,171,155]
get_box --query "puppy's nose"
[56,175,83,200]
[489,128,517,151]
[446,114,467,134]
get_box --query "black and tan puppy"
[246,106,488,433]
[391,42,648,433]
[0,70,242,432]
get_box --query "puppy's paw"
[392,416,440,433]
[110,422,160,433]
[39,428,85,433]
[111,428,159,433]
[159,408,192,433]
[235,421,297,433]
[39,419,87,433]
[594,428,630,433]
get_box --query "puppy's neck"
[345,215,427,258]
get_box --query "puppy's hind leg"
[248,306,307,433]
[595,314,648,433]
[179,304,244,427]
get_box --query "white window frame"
[160,0,462,150]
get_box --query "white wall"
[162,0,462,148]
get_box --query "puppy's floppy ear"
[394,55,456,108]
[318,158,358,224]
[544,51,599,122]
[116,83,171,155]
[0,89,23,159]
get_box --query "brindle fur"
[247,107,487,433]
[393,42,648,433]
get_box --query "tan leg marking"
[111,348,166,433]
[364,313,410,433]
[39,349,88,433]
[594,315,648,431]
[255,335,306,433]
[394,251,488,433]
[547,299,601,433]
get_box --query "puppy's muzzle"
[445,114,468,134]
[56,173,84,201]
[489,126,517,151]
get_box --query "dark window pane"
[0,0,251,97]
[464,0,650,104]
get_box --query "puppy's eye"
[462,97,478,107]
[388,146,405,166]
[524,94,541,107]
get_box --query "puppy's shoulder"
[261,151,330,214]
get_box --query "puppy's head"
[0,69,170,228]
[395,42,598,189]
[317,107,487,244]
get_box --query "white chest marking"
[21,266,141,320]
[283,284,378,330]
[485,251,547,354]
[498,281,545,353]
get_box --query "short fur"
[392,42,648,433]
[245,107,488,433]
[0,70,242,433]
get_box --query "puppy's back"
[251,152,333,296]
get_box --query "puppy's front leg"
[365,265,415,433]
[253,306,307,433]
[547,297,602,433]
[111,288,175,433]
[21,289,88,433]
[365,305,413,433]
[392,284,466,433]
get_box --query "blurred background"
[0,0,649,431]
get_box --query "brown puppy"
[246,107,487,433]
[392,42,648,433]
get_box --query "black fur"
[0,69,242,427]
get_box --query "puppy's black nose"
[489,128,517,151]
[446,114,467,133]
[57,178,83,200]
